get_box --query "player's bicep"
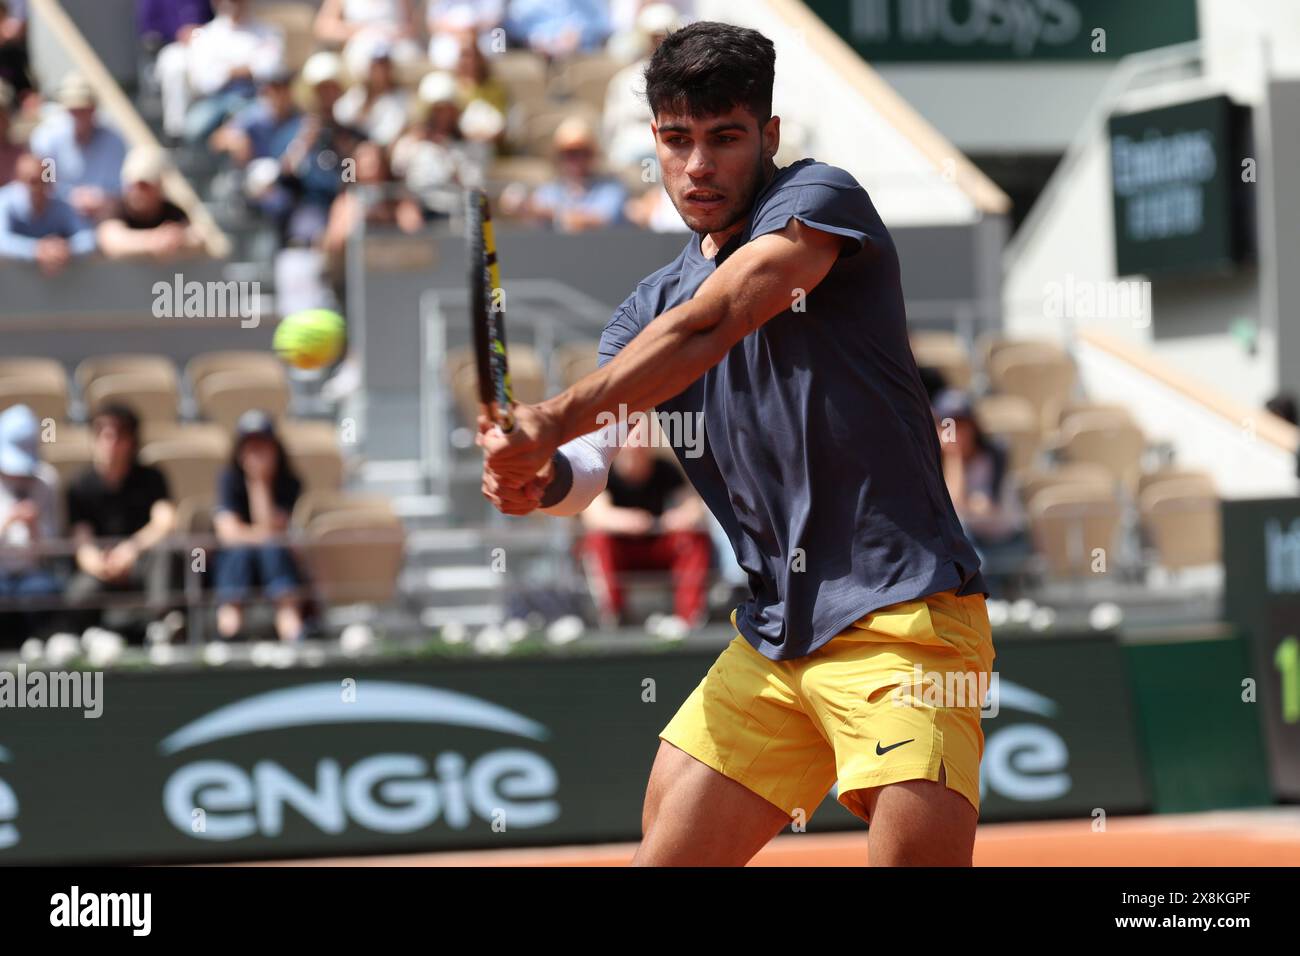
[696,219,843,338]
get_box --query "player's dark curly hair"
[643,21,776,124]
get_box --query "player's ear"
[762,114,781,162]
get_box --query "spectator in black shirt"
[97,145,203,260]
[212,410,305,641]
[579,418,710,628]
[65,403,177,631]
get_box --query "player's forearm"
[542,296,735,446]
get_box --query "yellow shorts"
[660,588,995,824]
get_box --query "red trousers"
[580,530,711,623]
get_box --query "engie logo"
[979,680,1071,803]
[0,745,17,850]
[159,682,560,840]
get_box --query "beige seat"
[252,1,317,70]
[41,424,93,490]
[550,53,624,109]
[1028,483,1123,577]
[139,439,225,502]
[974,394,1040,472]
[1058,401,1136,433]
[1059,413,1146,492]
[0,357,68,387]
[554,341,600,389]
[0,378,69,422]
[1017,462,1115,510]
[281,419,344,493]
[1138,468,1216,499]
[491,50,548,110]
[83,372,179,424]
[911,332,973,391]
[1140,479,1222,569]
[979,336,1067,373]
[989,347,1077,433]
[291,490,396,530]
[140,421,232,454]
[521,105,602,158]
[75,354,177,397]
[186,350,288,399]
[197,370,290,431]
[303,510,406,606]
[446,344,547,430]
[175,495,216,536]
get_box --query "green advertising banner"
[1222,497,1300,800]
[1109,96,1254,278]
[0,633,1148,864]
[808,0,1198,62]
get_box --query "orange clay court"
[241,809,1300,867]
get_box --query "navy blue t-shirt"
[597,159,986,661]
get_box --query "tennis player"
[479,20,994,866]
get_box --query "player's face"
[652,106,780,236]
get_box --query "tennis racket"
[466,188,514,432]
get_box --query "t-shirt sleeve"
[597,294,644,368]
[748,166,877,256]
[214,468,243,518]
[148,465,172,504]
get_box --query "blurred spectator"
[505,0,609,58]
[270,52,363,246]
[0,404,60,642]
[211,68,302,168]
[933,389,1025,558]
[604,3,679,170]
[391,71,488,217]
[322,140,423,257]
[579,419,710,628]
[213,410,306,642]
[0,0,31,101]
[98,146,203,261]
[137,0,212,50]
[427,0,505,70]
[0,151,96,275]
[502,116,627,231]
[181,0,286,144]
[452,30,508,116]
[333,38,411,146]
[30,74,127,222]
[623,184,688,232]
[0,80,21,185]
[314,0,421,79]
[64,404,177,633]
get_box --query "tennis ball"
[273,309,346,370]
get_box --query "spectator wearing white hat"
[391,70,489,217]
[0,404,62,643]
[275,52,365,245]
[333,37,411,146]
[182,0,285,144]
[97,146,202,260]
[29,73,127,222]
[603,2,680,171]
[502,116,627,232]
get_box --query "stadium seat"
[522,105,602,158]
[1139,479,1222,570]
[75,354,178,398]
[40,424,93,491]
[140,421,232,454]
[554,341,600,389]
[139,439,226,502]
[185,351,288,399]
[1059,412,1147,492]
[196,370,291,431]
[989,345,1077,433]
[0,377,69,422]
[291,490,396,530]
[0,357,68,387]
[175,495,216,536]
[252,1,317,71]
[1018,462,1115,511]
[84,372,180,424]
[974,393,1040,472]
[1058,401,1136,432]
[911,331,973,391]
[302,509,406,606]
[1027,483,1124,577]
[550,53,624,110]
[491,50,549,110]
[1137,468,1216,499]
[446,344,546,430]
[280,419,345,493]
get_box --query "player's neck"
[700,160,779,259]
